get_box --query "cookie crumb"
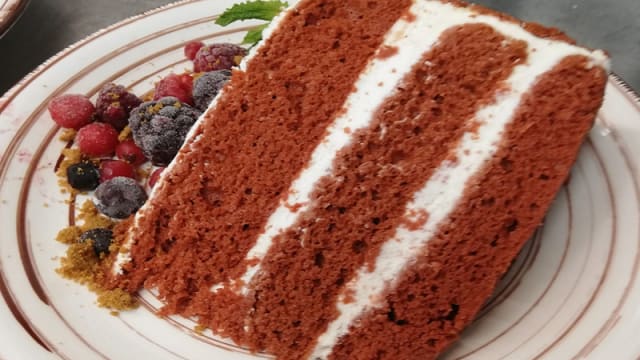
[96,288,138,311]
[118,126,132,142]
[59,129,77,142]
[194,324,207,334]
[56,225,82,244]
[77,200,115,231]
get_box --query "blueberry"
[79,228,113,256]
[128,97,201,166]
[192,70,231,111]
[66,162,100,191]
[95,177,148,219]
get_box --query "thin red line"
[454,188,573,359]
[571,112,640,358]
[502,150,606,359]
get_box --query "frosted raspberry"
[193,43,247,72]
[153,73,194,105]
[184,41,205,61]
[48,94,95,130]
[76,123,119,157]
[96,83,142,130]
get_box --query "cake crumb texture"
[114,0,414,314]
[329,56,607,360]
[235,23,528,358]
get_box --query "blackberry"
[96,83,143,130]
[192,70,232,111]
[193,43,247,73]
[66,162,100,191]
[128,97,201,166]
[95,177,147,219]
[79,228,113,256]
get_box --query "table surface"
[0,0,638,95]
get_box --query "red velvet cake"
[106,0,609,358]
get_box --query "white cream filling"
[308,1,608,359]
[112,3,298,275]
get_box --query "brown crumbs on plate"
[194,324,207,335]
[96,288,138,311]
[56,225,82,244]
[77,200,115,231]
[56,241,99,285]
[59,128,77,142]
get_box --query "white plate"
[0,1,639,359]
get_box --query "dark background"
[0,0,638,95]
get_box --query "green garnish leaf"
[242,24,270,45]
[216,0,288,26]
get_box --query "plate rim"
[0,0,31,37]
[0,0,639,358]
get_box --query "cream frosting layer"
[308,1,608,358]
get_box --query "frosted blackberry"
[96,83,142,130]
[79,228,113,256]
[192,70,231,111]
[95,177,147,219]
[128,97,201,166]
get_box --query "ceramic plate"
[1,1,639,359]
[0,0,28,37]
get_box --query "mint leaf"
[216,1,288,26]
[242,24,270,45]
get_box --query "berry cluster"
[49,40,247,253]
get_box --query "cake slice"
[106,0,608,359]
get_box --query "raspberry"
[48,94,95,130]
[148,167,165,188]
[193,43,247,72]
[95,177,147,219]
[66,162,100,191]
[184,41,205,61]
[100,160,136,183]
[153,73,194,105]
[96,83,142,130]
[192,70,232,111]
[79,228,113,256]
[128,97,201,166]
[115,139,147,166]
[76,123,119,157]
